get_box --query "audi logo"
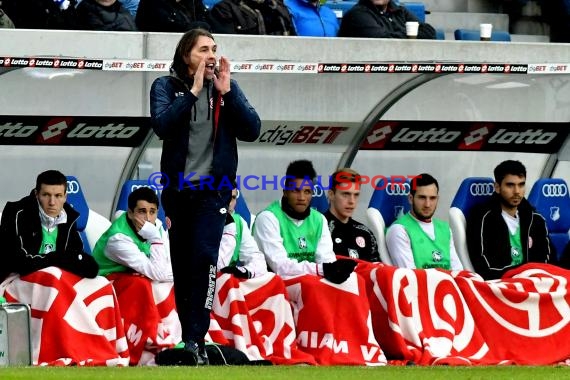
[66,180,80,194]
[385,182,410,196]
[541,184,568,197]
[313,184,325,197]
[469,183,494,196]
[130,184,158,194]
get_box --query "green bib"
[264,200,323,263]
[229,213,244,266]
[509,226,523,266]
[40,226,58,255]
[92,213,152,276]
[393,213,451,269]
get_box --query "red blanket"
[284,273,386,365]
[210,273,316,365]
[359,262,570,365]
[106,273,181,365]
[2,268,129,366]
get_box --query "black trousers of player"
[163,187,231,346]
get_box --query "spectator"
[92,187,180,366]
[540,0,570,42]
[208,0,296,35]
[284,0,338,36]
[0,170,128,365]
[253,159,356,282]
[324,168,381,263]
[136,0,210,32]
[150,29,260,366]
[0,2,15,28]
[386,173,463,270]
[76,0,137,30]
[2,0,77,29]
[338,0,435,39]
[467,160,552,280]
[119,0,139,16]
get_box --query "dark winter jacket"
[338,0,435,39]
[208,0,296,35]
[149,74,260,204]
[466,193,552,280]
[76,0,137,31]
[0,192,99,282]
[136,0,209,32]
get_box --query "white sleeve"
[105,223,173,282]
[253,210,322,278]
[238,216,268,277]
[217,222,237,270]
[386,224,417,269]
[315,213,337,264]
[449,229,464,271]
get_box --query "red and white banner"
[284,273,386,366]
[2,267,129,366]
[358,262,570,365]
[106,274,181,366]
[210,273,316,365]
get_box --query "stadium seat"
[401,2,426,23]
[436,28,445,40]
[366,177,411,265]
[203,0,221,9]
[66,176,112,254]
[115,179,167,227]
[234,188,254,228]
[454,29,511,41]
[448,177,495,272]
[311,183,329,214]
[527,178,570,261]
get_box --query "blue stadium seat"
[66,176,111,254]
[454,29,511,41]
[234,188,254,228]
[436,28,445,40]
[366,177,411,265]
[401,2,426,22]
[448,177,495,272]
[115,179,167,228]
[203,0,221,9]
[310,183,329,214]
[527,178,570,261]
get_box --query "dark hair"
[410,173,438,196]
[171,28,215,80]
[128,187,159,211]
[285,159,317,186]
[331,168,360,191]
[494,160,526,184]
[35,170,67,192]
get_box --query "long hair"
[171,28,215,80]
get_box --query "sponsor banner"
[102,59,168,71]
[0,116,150,147]
[361,121,569,153]
[249,121,359,146]
[0,57,566,75]
[527,63,570,74]
[231,62,318,73]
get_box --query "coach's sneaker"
[155,342,198,366]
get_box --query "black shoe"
[155,346,198,366]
